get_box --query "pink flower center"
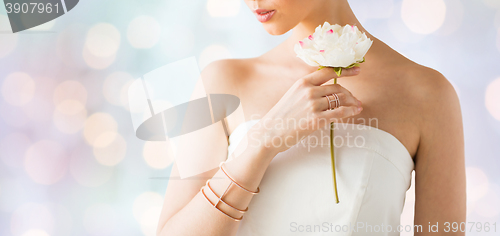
[319,50,325,53]
[299,41,304,47]
[327,29,333,34]
[308,35,313,40]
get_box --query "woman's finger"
[314,93,359,112]
[319,105,363,122]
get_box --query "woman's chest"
[231,71,419,159]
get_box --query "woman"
[156,0,466,235]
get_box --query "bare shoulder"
[200,58,256,96]
[400,63,460,118]
[404,64,457,101]
[199,57,260,132]
[398,62,463,156]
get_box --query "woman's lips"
[254,9,275,23]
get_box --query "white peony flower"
[294,22,373,76]
[294,22,373,204]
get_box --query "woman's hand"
[250,66,363,154]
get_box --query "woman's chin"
[263,25,289,36]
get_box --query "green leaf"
[334,67,342,77]
[345,63,360,69]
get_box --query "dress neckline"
[228,119,414,162]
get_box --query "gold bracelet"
[205,179,248,213]
[200,186,243,221]
[219,162,260,194]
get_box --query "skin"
[156,0,466,235]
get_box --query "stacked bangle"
[200,161,260,221]
[219,162,260,194]
[201,186,243,221]
[205,179,248,213]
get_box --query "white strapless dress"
[227,120,414,236]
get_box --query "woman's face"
[243,0,318,35]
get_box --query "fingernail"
[357,100,361,106]
[358,106,363,112]
[353,67,360,73]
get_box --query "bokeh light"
[82,23,120,69]
[44,203,73,236]
[83,113,118,147]
[142,141,174,169]
[53,99,88,134]
[139,207,162,236]
[466,167,489,203]
[102,71,134,108]
[83,203,117,236]
[56,99,85,116]
[10,203,54,236]
[52,81,88,133]
[24,140,68,185]
[21,229,50,236]
[53,80,88,106]
[127,16,162,49]
[84,23,121,58]
[132,192,163,222]
[485,77,500,121]
[207,0,241,18]
[133,192,163,236]
[474,183,500,218]
[401,0,446,35]
[82,45,117,70]
[1,72,35,107]
[93,132,127,166]
[127,80,149,114]
[92,131,116,150]
[198,44,232,70]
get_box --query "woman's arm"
[413,69,466,235]
[155,59,271,236]
[156,138,277,236]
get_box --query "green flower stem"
[317,59,366,204]
[318,65,341,204]
[331,77,339,204]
